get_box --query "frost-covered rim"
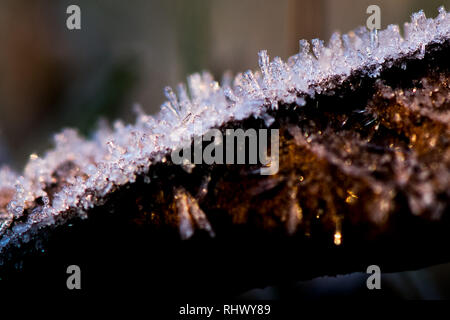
[0,8,449,254]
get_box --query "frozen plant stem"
[0,9,449,296]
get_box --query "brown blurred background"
[0,0,447,169]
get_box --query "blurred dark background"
[0,0,449,299]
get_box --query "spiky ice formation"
[0,8,449,259]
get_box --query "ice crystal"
[0,8,449,256]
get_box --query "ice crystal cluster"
[0,8,449,257]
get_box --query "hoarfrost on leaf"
[0,8,449,254]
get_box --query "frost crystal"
[0,9,449,255]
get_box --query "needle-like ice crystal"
[0,8,449,257]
